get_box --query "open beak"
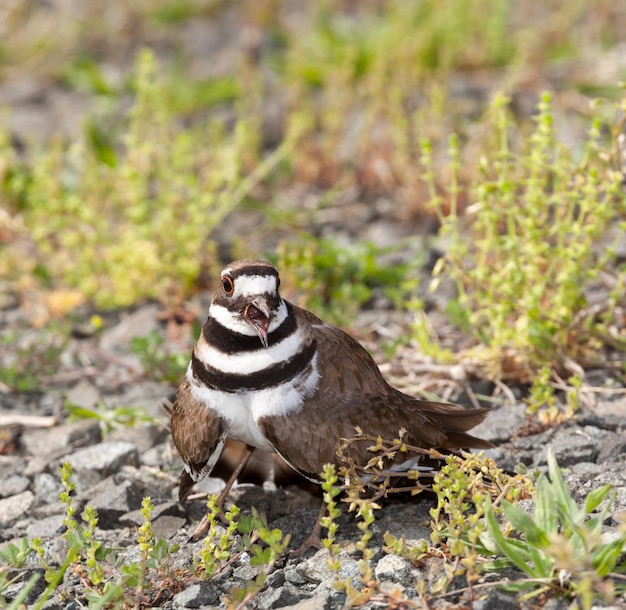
[244,296,272,348]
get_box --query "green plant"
[58,463,114,587]
[428,451,534,592]
[280,0,518,191]
[320,463,342,571]
[6,446,624,610]
[383,532,430,565]
[225,510,291,609]
[314,464,388,606]
[190,495,294,608]
[0,324,69,392]
[130,330,190,384]
[0,572,41,610]
[0,539,42,610]
[344,500,380,606]
[271,236,419,327]
[284,0,516,90]
[1,48,295,309]
[321,436,533,606]
[418,92,626,383]
[3,464,190,609]
[195,496,241,579]
[485,448,626,608]
[7,463,107,609]
[525,366,585,424]
[0,539,32,570]
[116,496,182,607]
[66,401,160,435]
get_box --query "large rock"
[65,379,102,410]
[171,581,221,609]
[0,491,35,527]
[21,420,102,459]
[63,441,139,476]
[0,474,30,498]
[374,553,412,581]
[88,478,144,529]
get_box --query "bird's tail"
[419,402,494,450]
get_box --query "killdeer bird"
[171,260,492,547]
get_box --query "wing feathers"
[170,378,228,499]
[259,389,491,482]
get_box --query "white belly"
[187,354,319,451]
[216,391,276,450]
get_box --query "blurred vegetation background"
[1,0,625,406]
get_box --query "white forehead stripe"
[231,274,277,298]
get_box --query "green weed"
[0,324,69,392]
[320,463,342,571]
[66,401,160,435]
[485,448,626,608]
[1,49,295,309]
[2,452,624,609]
[223,509,291,609]
[3,465,187,608]
[271,236,419,327]
[130,330,190,384]
[195,496,241,579]
[418,91,626,386]
[428,452,534,592]
[0,539,31,570]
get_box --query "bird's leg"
[189,445,256,541]
[288,500,327,557]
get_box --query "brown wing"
[260,390,489,480]
[170,378,228,501]
[259,312,492,481]
[291,304,393,395]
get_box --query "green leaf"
[589,488,617,535]
[593,536,626,577]
[66,403,102,421]
[583,484,613,515]
[501,501,550,548]
[483,557,517,571]
[496,580,550,593]
[84,582,125,610]
[546,448,577,517]
[526,545,553,578]
[485,499,539,578]
[473,531,498,556]
[533,475,557,534]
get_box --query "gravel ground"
[1,298,625,609]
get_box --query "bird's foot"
[288,530,323,558]
[287,501,326,558]
[188,513,211,542]
[187,506,230,542]
[185,446,257,542]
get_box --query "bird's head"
[213,260,284,348]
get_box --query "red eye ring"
[221,275,234,295]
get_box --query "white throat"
[209,299,289,336]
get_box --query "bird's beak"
[245,296,272,348]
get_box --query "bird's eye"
[221,275,234,295]
[276,274,281,290]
